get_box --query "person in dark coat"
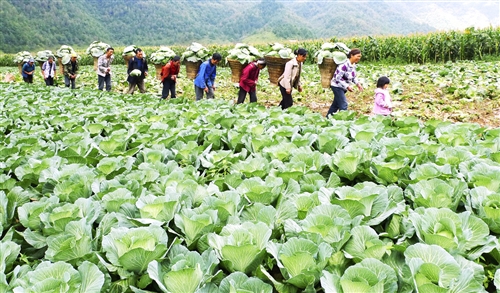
[127,48,149,94]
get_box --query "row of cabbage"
[1,83,500,292]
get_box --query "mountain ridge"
[0,0,497,53]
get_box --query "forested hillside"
[0,0,496,53]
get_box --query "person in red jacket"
[160,55,181,99]
[237,58,266,104]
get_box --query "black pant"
[237,88,257,104]
[279,85,293,109]
[162,79,176,99]
[23,75,33,83]
[45,76,54,86]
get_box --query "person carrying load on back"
[97,47,114,91]
[326,48,364,117]
[237,58,267,104]
[22,58,36,84]
[127,48,149,94]
[160,55,181,99]
[42,56,57,86]
[63,53,79,89]
[194,53,222,100]
[277,48,307,110]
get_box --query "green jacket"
[63,61,79,76]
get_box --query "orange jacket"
[161,60,180,82]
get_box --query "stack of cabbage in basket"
[314,42,351,65]
[149,46,176,65]
[55,45,78,65]
[35,50,55,63]
[85,41,111,58]
[226,43,263,64]
[13,51,33,64]
[265,43,294,59]
[181,42,210,63]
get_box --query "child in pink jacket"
[372,76,393,116]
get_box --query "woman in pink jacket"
[237,59,266,104]
[372,76,393,116]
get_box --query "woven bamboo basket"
[318,58,338,88]
[154,64,163,80]
[265,55,291,85]
[93,57,98,71]
[123,55,132,68]
[57,57,64,74]
[17,63,23,75]
[227,59,247,83]
[185,60,202,80]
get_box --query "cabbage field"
[1,62,500,292]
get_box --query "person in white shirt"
[41,56,57,86]
[97,47,114,91]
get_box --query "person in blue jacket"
[194,53,221,100]
[22,58,36,83]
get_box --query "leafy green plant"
[85,41,111,57]
[148,244,220,293]
[208,221,271,274]
[226,43,262,64]
[149,46,177,65]
[10,261,104,293]
[266,237,333,291]
[181,42,210,63]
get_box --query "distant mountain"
[0,0,497,53]
[389,0,499,31]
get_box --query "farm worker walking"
[42,56,57,86]
[63,53,79,89]
[194,53,222,100]
[160,55,181,99]
[277,48,308,110]
[237,58,267,104]
[127,48,149,94]
[372,76,393,116]
[97,47,114,91]
[326,48,364,117]
[22,58,36,84]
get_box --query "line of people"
[237,47,392,116]
[22,54,80,88]
[20,46,393,116]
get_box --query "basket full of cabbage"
[226,43,263,83]
[34,50,55,70]
[264,43,294,85]
[149,47,177,65]
[122,45,137,66]
[55,45,78,73]
[181,43,210,80]
[149,46,177,79]
[13,51,33,75]
[314,42,350,88]
[181,42,210,63]
[85,41,111,70]
[13,51,33,64]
